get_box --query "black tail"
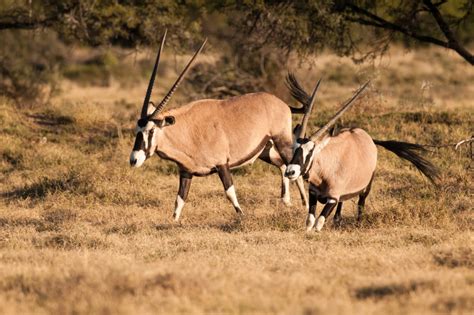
[373,140,439,183]
[286,72,311,114]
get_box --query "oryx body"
[130,32,308,221]
[285,77,439,232]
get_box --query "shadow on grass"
[354,280,435,300]
[2,173,93,201]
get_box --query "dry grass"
[0,45,473,314]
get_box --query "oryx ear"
[147,102,157,116]
[293,124,302,139]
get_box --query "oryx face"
[129,116,175,167]
[285,138,316,180]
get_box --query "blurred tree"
[0,0,473,101]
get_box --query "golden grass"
[1,45,473,314]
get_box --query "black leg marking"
[306,191,318,231]
[178,171,192,200]
[334,202,343,226]
[315,200,338,231]
[319,202,337,219]
[357,174,374,222]
[173,171,193,221]
[217,164,242,214]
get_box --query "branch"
[343,3,474,65]
[423,0,474,65]
[0,17,54,30]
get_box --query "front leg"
[315,198,338,232]
[279,165,291,206]
[306,191,318,232]
[173,171,193,221]
[217,163,243,214]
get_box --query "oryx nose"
[285,170,296,177]
[130,158,137,166]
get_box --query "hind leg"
[333,202,343,227]
[259,141,307,208]
[217,163,243,215]
[357,175,374,222]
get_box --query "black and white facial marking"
[129,116,175,167]
[285,137,330,180]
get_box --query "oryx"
[284,77,439,232]
[129,31,312,221]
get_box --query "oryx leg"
[173,171,193,221]
[217,164,243,215]
[306,191,318,232]
[261,141,308,208]
[357,175,374,222]
[315,198,338,232]
[279,165,291,206]
[334,202,343,227]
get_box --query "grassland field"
[0,46,473,314]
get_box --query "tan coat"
[307,128,377,200]
[154,92,293,175]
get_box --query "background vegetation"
[0,1,473,314]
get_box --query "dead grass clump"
[431,295,474,313]
[433,247,473,269]
[104,222,140,235]
[354,280,436,300]
[33,233,105,250]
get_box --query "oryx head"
[285,80,370,180]
[130,30,207,167]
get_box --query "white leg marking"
[280,166,291,206]
[173,195,185,221]
[328,199,337,204]
[306,213,316,232]
[315,216,326,232]
[225,185,242,213]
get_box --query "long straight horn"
[310,81,370,141]
[298,78,322,138]
[141,30,167,118]
[149,38,208,118]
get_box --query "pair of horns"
[299,79,370,140]
[141,30,207,119]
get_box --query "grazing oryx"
[129,31,311,221]
[285,77,439,232]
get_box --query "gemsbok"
[284,77,439,232]
[129,31,313,221]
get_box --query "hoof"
[333,216,342,228]
[315,216,326,232]
[235,207,244,216]
[173,212,180,222]
[306,214,316,232]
